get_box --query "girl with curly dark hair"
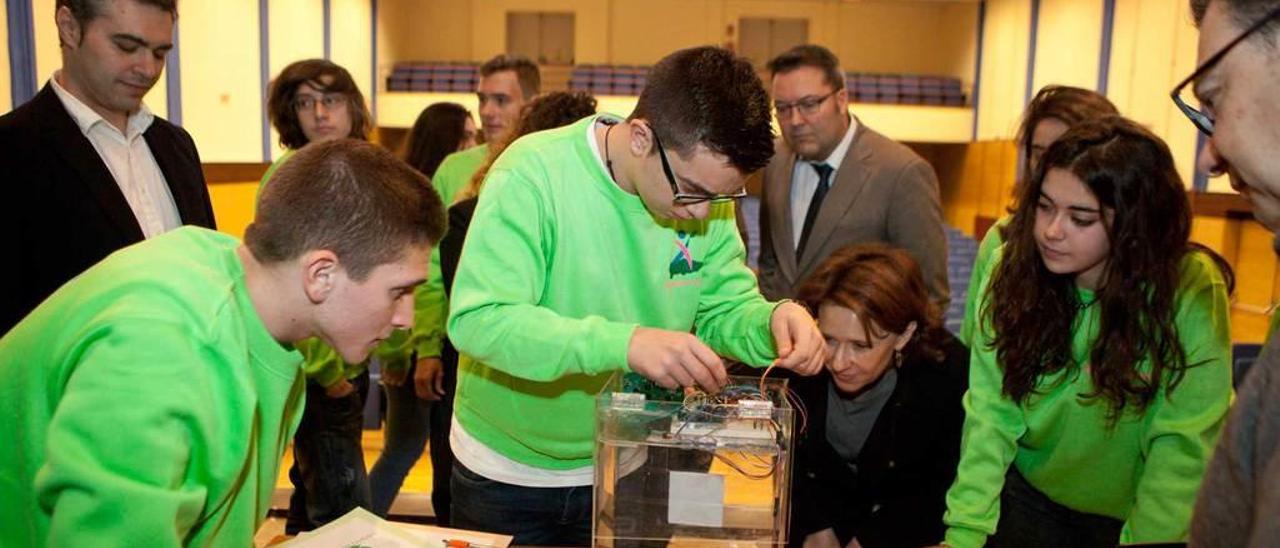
[942,116,1233,548]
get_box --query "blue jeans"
[367,360,432,516]
[450,462,592,546]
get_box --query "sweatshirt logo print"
[669,231,704,278]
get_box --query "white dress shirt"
[50,72,182,239]
[790,118,858,249]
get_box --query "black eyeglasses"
[774,90,839,119]
[650,130,747,205]
[293,94,346,113]
[1171,5,1280,136]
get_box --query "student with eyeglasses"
[757,44,950,316]
[1184,1,1280,546]
[260,58,384,534]
[444,46,828,545]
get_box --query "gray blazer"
[757,122,950,314]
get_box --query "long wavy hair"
[985,116,1222,420]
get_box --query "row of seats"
[386,62,480,93]
[385,61,967,105]
[943,225,978,335]
[569,65,651,96]
[845,73,966,106]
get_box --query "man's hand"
[414,357,446,401]
[770,301,826,376]
[381,366,409,387]
[325,378,356,398]
[627,327,727,393]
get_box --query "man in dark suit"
[757,45,948,313]
[0,0,215,334]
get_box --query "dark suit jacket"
[789,330,969,548]
[757,122,949,313]
[0,84,216,334]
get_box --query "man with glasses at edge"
[444,46,827,546]
[757,45,949,315]
[1182,1,1280,546]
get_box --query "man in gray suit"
[757,45,949,313]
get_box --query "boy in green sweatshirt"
[446,46,827,546]
[0,139,446,547]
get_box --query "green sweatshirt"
[959,216,1008,346]
[0,227,305,547]
[943,249,1233,547]
[447,115,780,470]
[432,143,489,204]
[412,143,489,359]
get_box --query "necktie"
[797,162,834,258]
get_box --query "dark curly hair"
[985,116,1226,421]
[266,59,372,150]
[630,46,774,174]
[458,91,598,202]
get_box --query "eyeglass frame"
[1171,4,1280,136]
[649,129,748,205]
[774,89,840,120]
[293,93,348,113]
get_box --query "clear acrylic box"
[593,373,794,548]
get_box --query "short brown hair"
[246,139,446,280]
[57,0,176,46]
[267,59,372,150]
[797,243,942,358]
[767,44,846,92]
[630,46,774,174]
[480,54,541,100]
[57,0,176,25]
